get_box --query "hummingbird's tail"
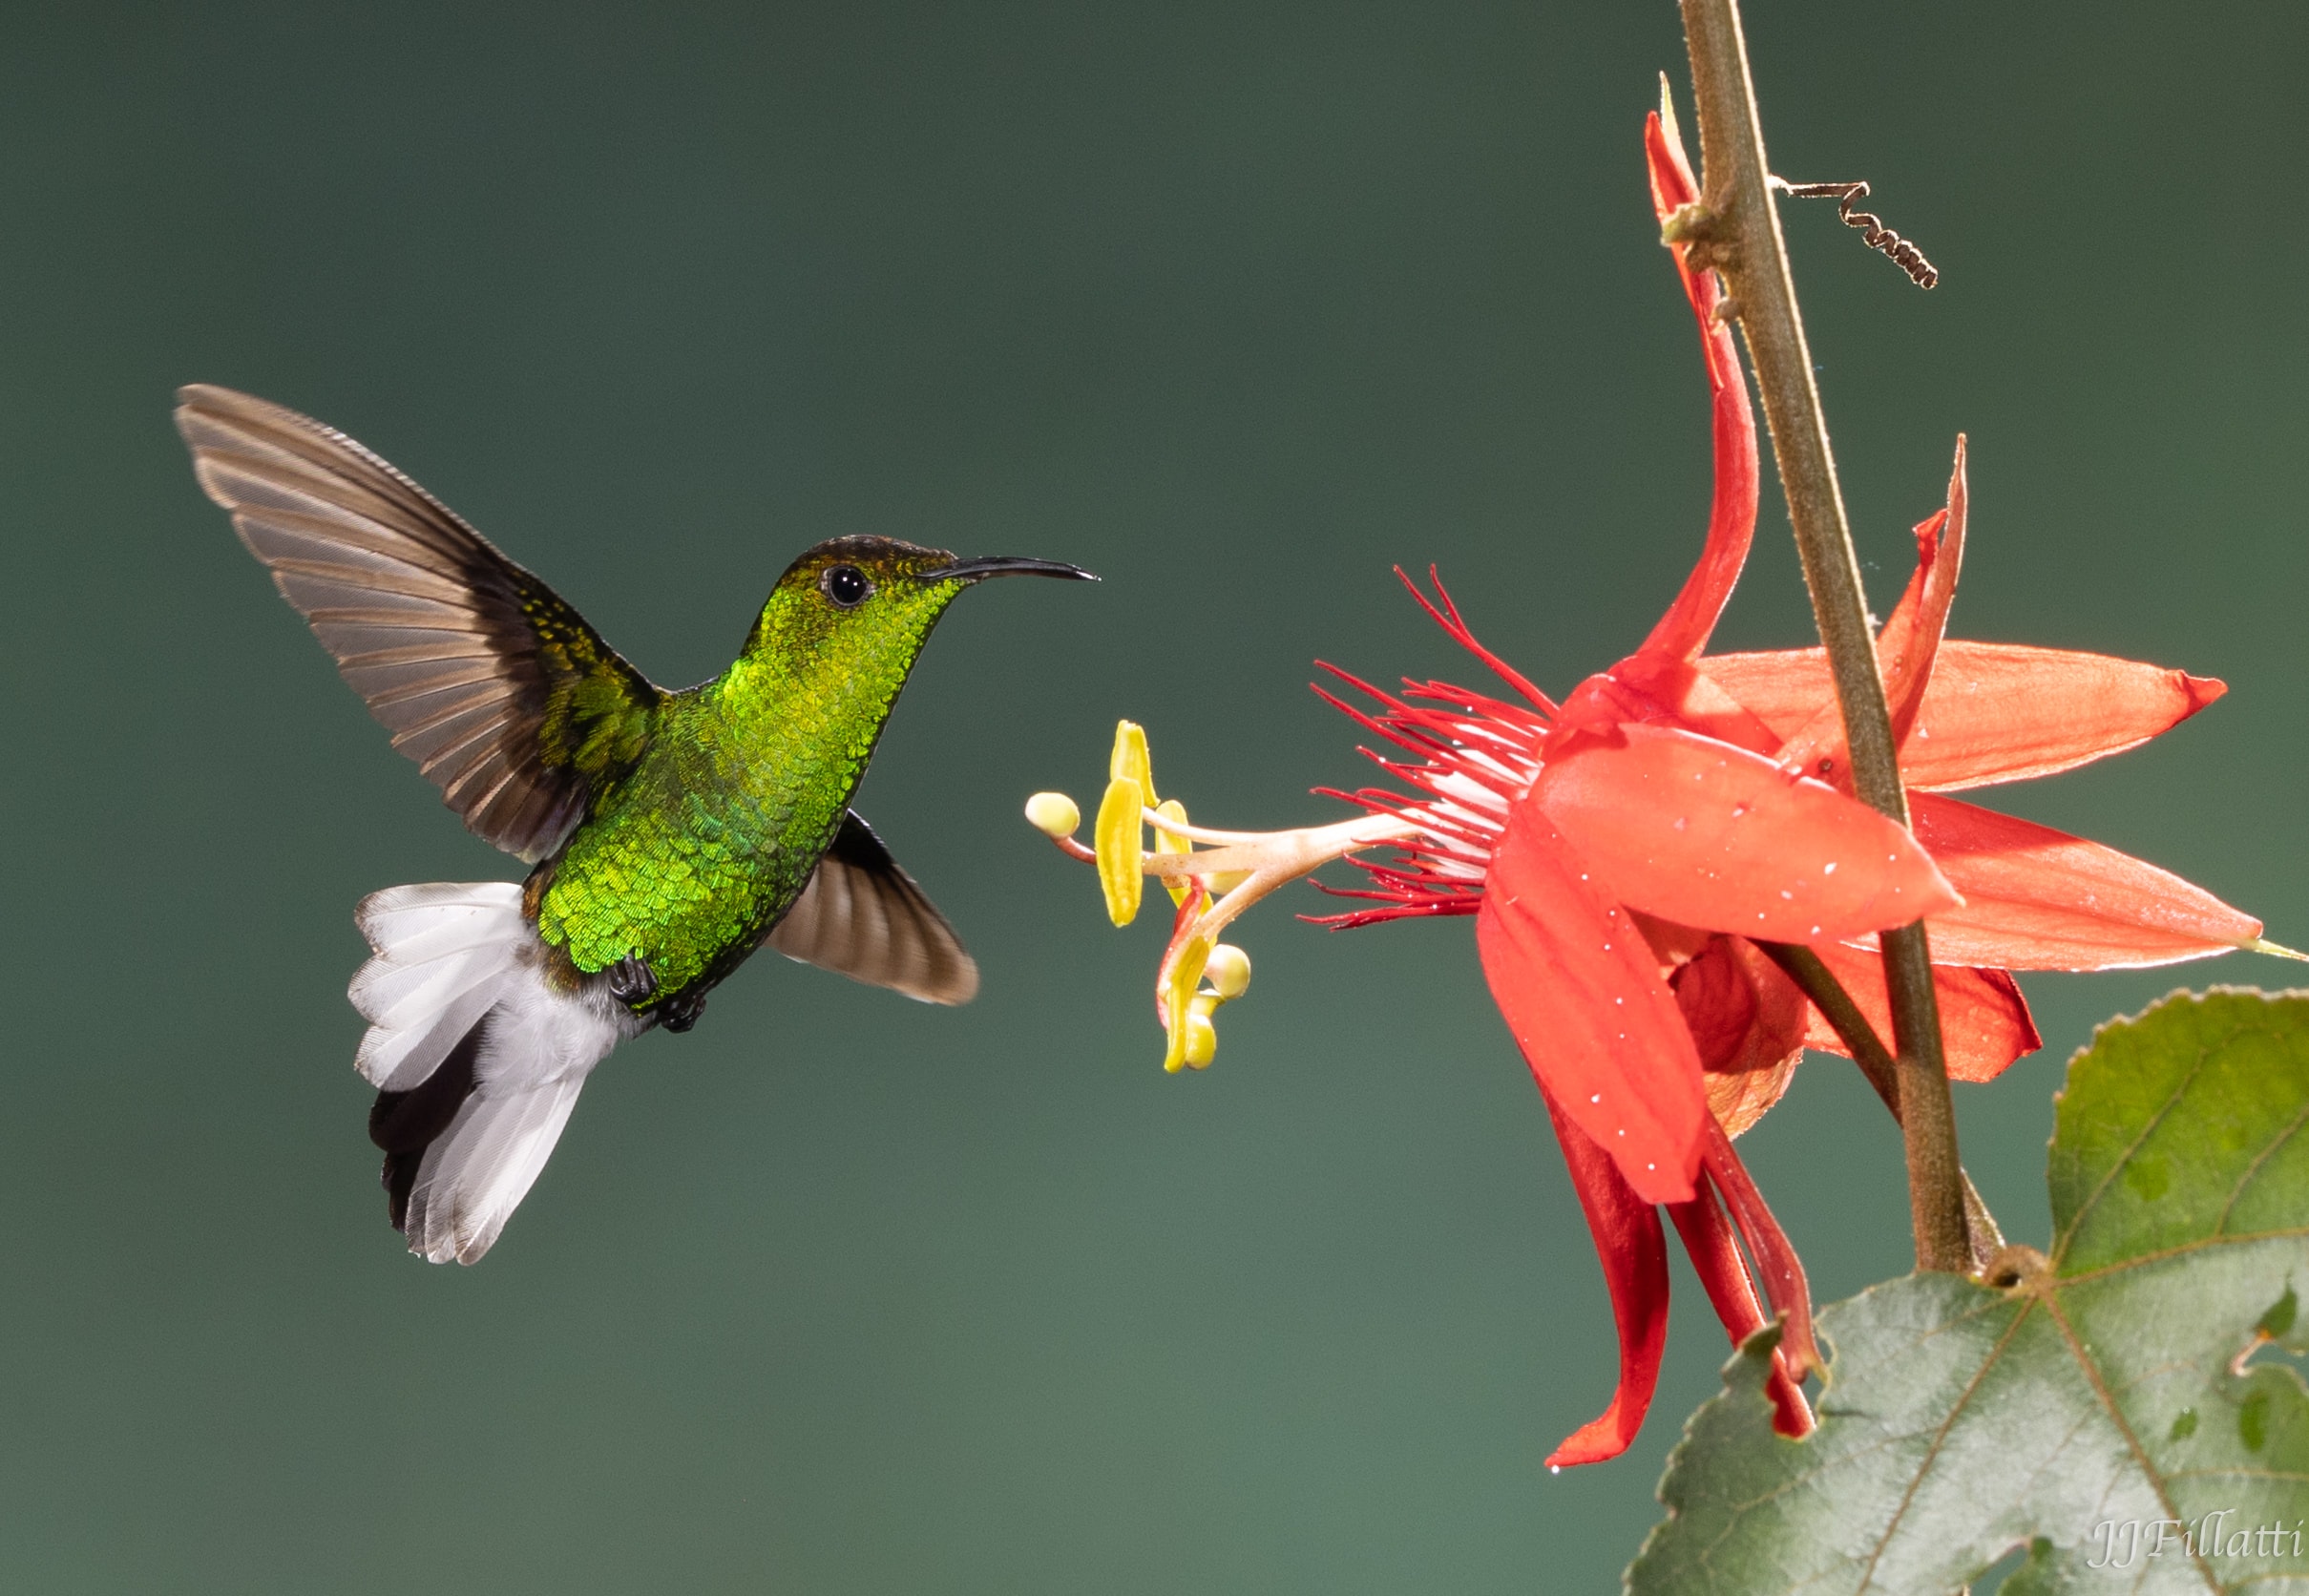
[348,883,635,1264]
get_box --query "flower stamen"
[1031,721,1416,1069]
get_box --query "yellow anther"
[1161,934,1212,1073]
[1094,778,1145,926]
[1110,720,1157,806]
[1154,798,1193,906]
[1024,790,1081,838]
[1204,943,1252,1000]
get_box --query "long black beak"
[913,556,1099,584]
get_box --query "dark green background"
[3,3,2302,1590]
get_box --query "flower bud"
[1024,790,1081,838]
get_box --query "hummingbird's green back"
[532,536,976,1007]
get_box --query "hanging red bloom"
[1023,102,2284,1469]
[1299,107,2274,1461]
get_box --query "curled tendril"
[1774,178,1938,289]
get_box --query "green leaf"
[1627,990,2309,1594]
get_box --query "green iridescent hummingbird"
[176,385,1094,1264]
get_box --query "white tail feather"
[404,1073,587,1265]
[351,882,634,1264]
[351,884,526,1091]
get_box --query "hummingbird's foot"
[605,954,657,1007]
[661,990,708,1033]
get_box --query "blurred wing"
[767,811,979,1004]
[176,384,661,861]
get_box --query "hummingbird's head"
[736,535,1095,696]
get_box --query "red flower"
[1302,107,2273,1465]
[1026,103,2281,1471]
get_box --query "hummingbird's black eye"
[821,564,872,608]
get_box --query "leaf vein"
[1852,1297,2037,1595]
[2037,1288,2220,1590]
[2218,1090,2309,1233]
[2056,1228,2309,1289]
[2055,1038,2210,1264]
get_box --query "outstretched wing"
[176,384,661,862]
[767,811,979,1004]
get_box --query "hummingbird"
[176,384,1094,1264]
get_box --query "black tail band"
[367,1017,487,1231]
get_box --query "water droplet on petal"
[1824,861,1837,874]
[1590,1093,1602,1103]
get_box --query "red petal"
[1693,648,1830,742]
[1477,800,1706,1205]
[1540,1087,1672,1469]
[1672,936,1761,1070]
[1664,1190,1813,1438]
[1672,938,1813,1079]
[1535,724,1960,941]
[1701,642,2226,792]
[1800,942,2042,1084]
[1879,441,1967,748]
[1597,648,1783,755]
[1904,643,2224,791]
[1700,1121,1818,1377]
[1673,937,1808,1136]
[1911,794,2261,969]
[1645,103,1701,219]
[1754,443,1969,785]
[1639,111,1759,665]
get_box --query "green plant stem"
[1753,942,1898,1106]
[1676,0,1970,1271]
[1754,941,2005,1269]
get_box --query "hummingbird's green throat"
[176,383,1094,1264]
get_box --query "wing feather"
[177,384,661,861]
[767,811,979,1005]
